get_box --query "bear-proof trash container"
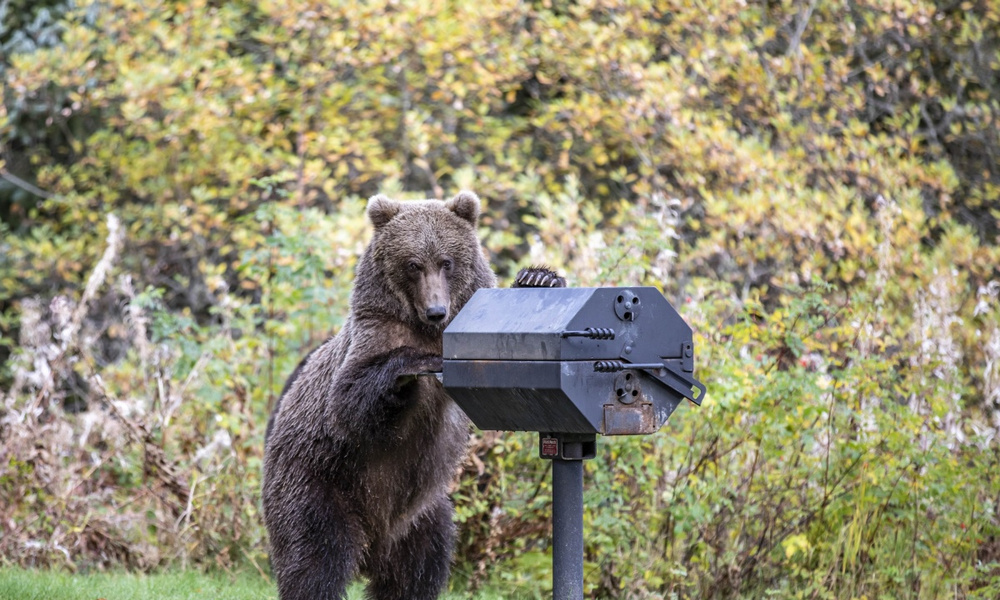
[440,286,705,600]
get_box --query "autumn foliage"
[2,0,999,598]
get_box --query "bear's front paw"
[403,353,443,376]
[389,348,443,387]
[513,265,567,288]
[393,352,443,391]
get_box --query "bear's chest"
[354,383,468,533]
[377,381,467,476]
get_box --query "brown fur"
[262,192,496,600]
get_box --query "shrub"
[1,1,998,597]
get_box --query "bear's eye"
[407,260,422,273]
[440,259,453,271]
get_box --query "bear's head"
[353,191,497,331]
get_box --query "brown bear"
[262,192,496,600]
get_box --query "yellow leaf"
[782,533,811,559]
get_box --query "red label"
[540,437,559,457]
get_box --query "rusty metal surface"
[602,403,657,435]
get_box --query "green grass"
[0,569,275,600]
[0,569,516,600]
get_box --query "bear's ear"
[446,190,481,225]
[367,194,401,228]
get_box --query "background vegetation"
[2,0,999,598]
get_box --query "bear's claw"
[513,266,567,288]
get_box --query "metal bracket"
[539,432,597,461]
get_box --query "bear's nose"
[426,305,448,322]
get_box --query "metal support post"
[540,433,595,600]
[552,456,584,600]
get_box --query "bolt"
[624,345,632,354]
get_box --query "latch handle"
[592,359,705,406]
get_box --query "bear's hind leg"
[364,498,456,600]
[270,491,364,600]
